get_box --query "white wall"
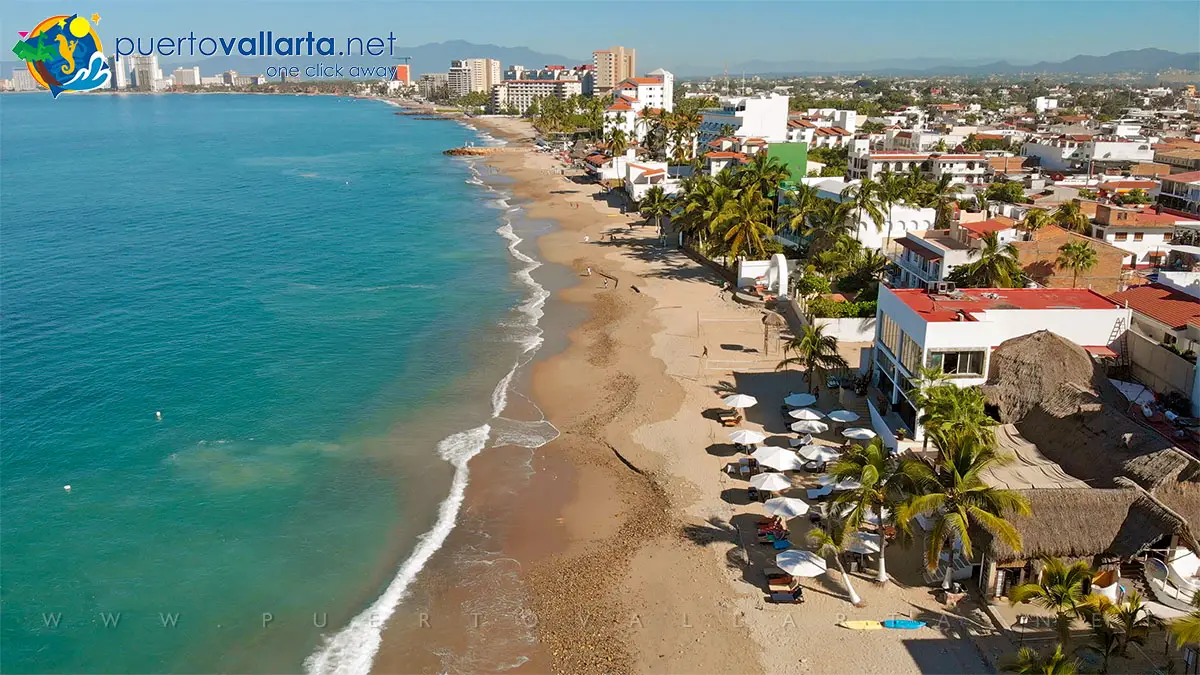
[1094,227,1173,266]
[1157,271,1200,299]
[855,204,938,251]
[813,317,877,343]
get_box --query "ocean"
[0,93,558,673]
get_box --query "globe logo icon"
[12,13,111,98]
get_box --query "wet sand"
[372,115,998,675]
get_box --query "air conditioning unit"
[927,281,956,295]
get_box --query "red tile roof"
[891,287,1120,322]
[1099,180,1158,190]
[960,217,1017,238]
[705,151,748,160]
[1108,283,1200,330]
[617,77,664,87]
[1163,170,1200,184]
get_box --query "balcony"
[891,253,941,286]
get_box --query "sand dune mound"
[981,331,1195,490]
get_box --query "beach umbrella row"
[750,472,792,492]
[827,410,860,423]
[798,444,840,463]
[723,394,758,409]
[842,427,877,440]
[787,408,824,421]
[752,446,806,471]
[729,429,766,445]
[790,420,829,434]
[763,496,810,518]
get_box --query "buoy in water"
[155,411,162,420]
[64,485,71,491]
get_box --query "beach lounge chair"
[746,486,761,502]
[788,434,814,448]
[806,485,834,501]
[721,415,743,427]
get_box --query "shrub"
[808,297,878,319]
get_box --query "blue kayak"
[882,619,926,630]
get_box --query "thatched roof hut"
[988,482,1200,564]
[981,330,1198,491]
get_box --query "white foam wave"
[304,425,490,675]
[307,131,556,675]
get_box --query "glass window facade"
[927,350,987,377]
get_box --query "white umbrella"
[750,472,792,491]
[798,444,840,463]
[753,446,806,471]
[790,420,829,435]
[827,410,860,423]
[723,394,758,408]
[835,504,890,526]
[729,429,766,445]
[764,496,810,519]
[775,550,827,577]
[848,531,882,555]
[842,427,877,440]
[788,408,825,421]
[784,393,817,407]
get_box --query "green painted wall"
[767,142,809,185]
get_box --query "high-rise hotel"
[592,46,636,95]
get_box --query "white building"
[888,217,1021,289]
[697,93,790,146]
[172,66,201,87]
[1108,277,1200,415]
[624,160,682,202]
[884,129,967,152]
[199,75,225,87]
[106,56,129,89]
[602,70,674,143]
[786,120,853,148]
[800,176,938,250]
[1033,96,1058,114]
[1021,134,1155,172]
[128,55,162,91]
[1090,204,1200,269]
[448,60,472,97]
[11,68,39,91]
[847,140,987,185]
[462,58,501,94]
[872,286,1130,439]
[490,79,582,114]
[1159,170,1200,217]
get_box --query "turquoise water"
[1,94,539,673]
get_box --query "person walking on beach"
[586,266,592,276]
[702,345,709,358]
[603,278,609,289]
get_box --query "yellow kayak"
[839,620,884,630]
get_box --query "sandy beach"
[374,114,1007,674]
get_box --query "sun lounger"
[721,415,743,427]
[788,434,814,448]
[771,538,792,550]
[806,485,834,500]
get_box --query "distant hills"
[696,48,1200,78]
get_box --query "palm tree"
[898,430,1031,589]
[1055,240,1099,289]
[673,111,702,160]
[955,232,1024,288]
[877,171,908,251]
[639,186,672,236]
[920,384,998,450]
[841,178,885,242]
[1053,201,1090,234]
[919,174,966,229]
[807,517,865,607]
[717,123,736,137]
[742,153,791,207]
[1170,603,1200,648]
[908,366,950,450]
[1009,558,1094,646]
[606,127,629,159]
[999,646,1080,675]
[776,323,849,392]
[780,183,822,236]
[830,439,909,584]
[1110,591,1155,656]
[806,201,856,256]
[1020,209,1053,240]
[714,190,775,261]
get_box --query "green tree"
[999,646,1080,675]
[898,430,1030,589]
[1114,188,1152,206]
[830,439,909,584]
[714,190,775,261]
[639,186,672,235]
[1021,209,1053,240]
[780,183,822,235]
[920,384,998,449]
[950,232,1024,288]
[1009,558,1095,647]
[1055,240,1099,288]
[742,153,792,206]
[606,127,629,159]
[1077,188,1099,201]
[1170,603,1200,648]
[807,517,864,607]
[776,323,849,392]
[841,178,885,242]
[1053,201,1090,234]
[985,181,1027,205]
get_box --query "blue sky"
[5,1,1199,71]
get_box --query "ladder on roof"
[1108,315,1129,370]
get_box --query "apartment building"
[172,67,201,87]
[448,61,472,97]
[846,140,987,185]
[490,79,582,114]
[883,129,966,152]
[1090,203,1200,268]
[786,120,853,149]
[1159,171,1200,217]
[1021,134,1155,172]
[592,46,636,94]
[697,93,790,146]
[106,56,128,89]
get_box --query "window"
[1164,333,1178,346]
[900,333,922,374]
[1114,232,1128,241]
[927,350,987,377]
[1133,232,1144,242]
[1165,231,1174,242]
[878,314,901,358]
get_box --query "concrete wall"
[1128,329,1197,400]
[868,399,899,452]
[812,316,878,343]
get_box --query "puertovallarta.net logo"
[11,13,111,98]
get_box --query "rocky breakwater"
[442,147,516,157]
